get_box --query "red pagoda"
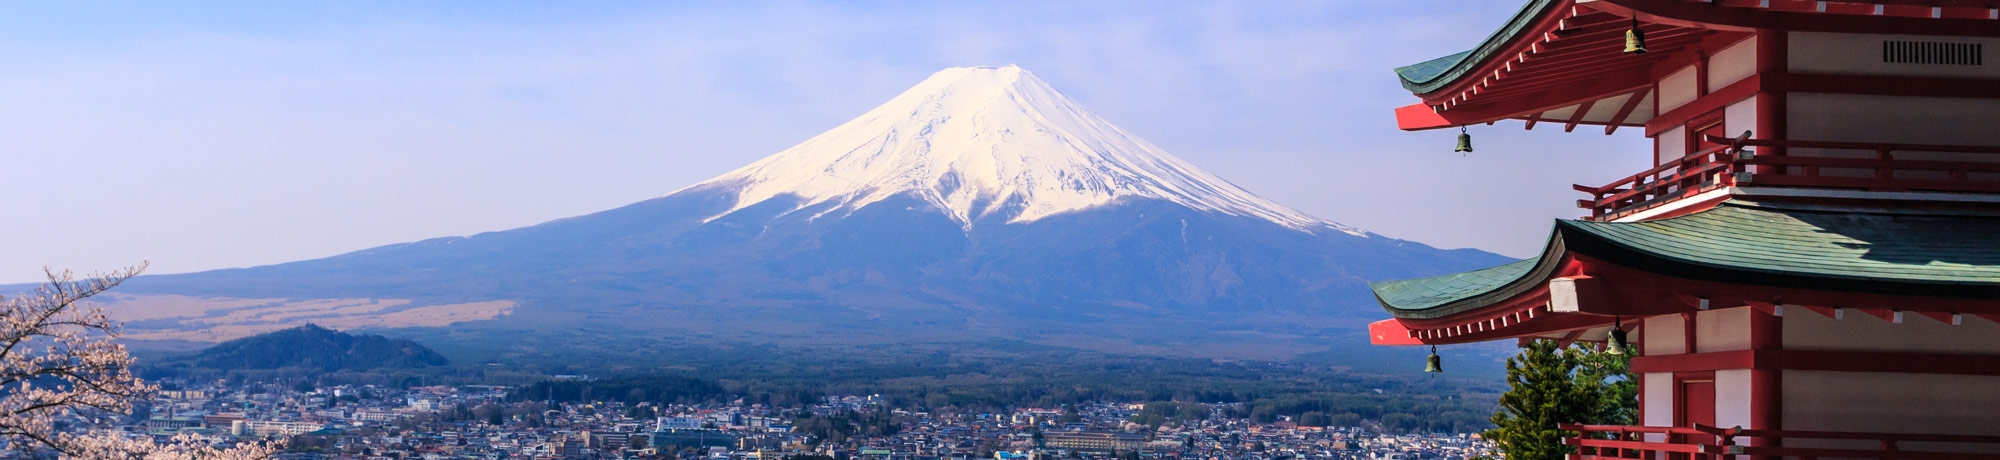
[1368,0,2000,457]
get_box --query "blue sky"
[0,1,1649,283]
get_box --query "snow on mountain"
[690,65,1366,236]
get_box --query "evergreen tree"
[1572,346,1638,426]
[1486,340,1600,460]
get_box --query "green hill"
[164,324,448,372]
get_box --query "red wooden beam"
[1912,311,1959,325]
[1458,60,1660,101]
[1856,308,1905,323]
[1797,305,1840,319]
[1557,328,1588,349]
[1593,0,2000,37]
[1631,349,2000,376]
[1604,88,1652,134]
[1407,0,1588,101]
[1458,35,1707,102]
[1645,73,1761,137]
[1394,103,1453,131]
[1564,99,1599,132]
[1630,350,1755,373]
[1399,68,1654,131]
[1765,72,2000,100]
[1478,29,1710,85]
[1454,68,1656,113]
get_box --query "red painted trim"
[1564,99,1599,132]
[1594,0,2000,37]
[1914,311,1958,324]
[1765,72,2000,100]
[1748,305,1781,432]
[1670,371,1716,428]
[1605,88,1651,134]
[1635,364,1647,424]
[1411,0,1585,101]
[1613,192,1730,221]
[1681,312,1697,354]
[1371,253,2000,346]
[1754,29,1786,171]
[1645,73,1760,137]
[1368,319,1425,346]
[1394,103,1452,131]
[1403,72,1654,131]
[1557,328,1588,349]
[1632,349,2000,376]
[1636,350,1755,373]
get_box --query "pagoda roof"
[1392,0,1561,95]
[1393,0,2000,132]
[1376,201,2000,321]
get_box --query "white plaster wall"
[1658,65,1700,113]
[1789,32,2000,79]
[1786,93,2000,178]
[1789,93,2000,147]
[1656,126,1686,166]
[1784,371,2000,437]
[1642,314,1684,355]
[1722,98,1757,141]
[1713,370,1752,430]
[1783,310,2000,353]
[1708,37,1758,93]
[1643,372,1674,428]
[1694,308,1750,353]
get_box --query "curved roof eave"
[1370,227,1567,320]
[1394,0,1565,95]
[1371,201,2000,321]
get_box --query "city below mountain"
[102,65,1510,365]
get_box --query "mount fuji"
[108,65,1509,358]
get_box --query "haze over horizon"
[1,1,1650,283]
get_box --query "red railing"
[1574,135,2000,220]
[1563,424,2000,460]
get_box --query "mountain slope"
[699,65,1346,232]
[110,66,1512,358]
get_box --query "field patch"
[94,293,513,342]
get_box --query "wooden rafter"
[1564,99,1599,132]
[1604,87,1652,134]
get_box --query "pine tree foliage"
[1485,340,1604,460]
[1572,346,1637,426]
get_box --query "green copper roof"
[1371,257,1541,316]
[1395,0,1560,95]
[1562,202,2000,291]
[1373,201,2000,318]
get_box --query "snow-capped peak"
[689,64,1365,236]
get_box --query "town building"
[1369,0,2000,457]
[1042,432,1146,452]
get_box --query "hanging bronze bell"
[1424,346,1443,373]
[1623,19,1647,55]
[1605,316,1631,355]
[1454,128,1473,153]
